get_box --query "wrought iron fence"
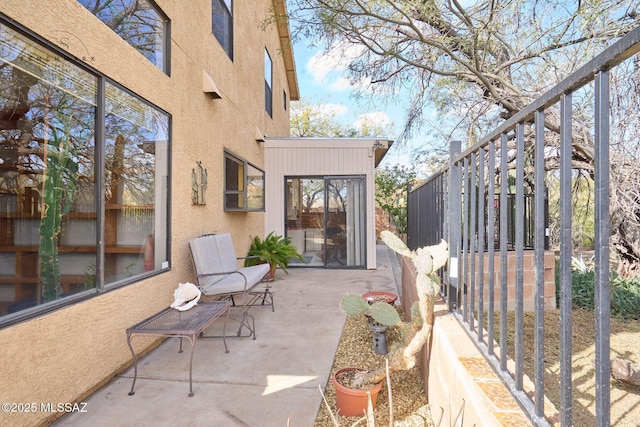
[406,25,640,427]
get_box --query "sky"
[290,38,420,169]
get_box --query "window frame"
[0,16,172,328]
[77,0,171,75]
[224,150,265,212]
[265,49,273,117]
[212,0,233,60]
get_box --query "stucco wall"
[0,1,293,425]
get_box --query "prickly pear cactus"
[340,293,370,316]
[369,301,401,326]
[347,230,449,389]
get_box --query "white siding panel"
[264,138,386,269]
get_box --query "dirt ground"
[501,309,640,426]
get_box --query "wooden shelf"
[0,204,152,217]
[0,276,38,284]
[106,204,153,210]
[1,191,152,307]
[0,275,92,283]
[66,212,97,218]
[0,246,142,253]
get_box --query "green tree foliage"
[375,164,418,235]
[290,98,394,138]
[287,0,637,152]
[290,99,354,137]
[568,259,640,321]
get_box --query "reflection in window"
[247,164,265,210]
[77,0,169,73]
[265,49,273,117]
[212,0,233,60]
[224,151,264,211]
[0,20,170,321]
[104,82,169,285]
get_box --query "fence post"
[448,140,462,312]
[406,182,412,249]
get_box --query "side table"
[126,301,230,396]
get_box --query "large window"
[212,0,233,60]
[0,20,170,323]
[103,82,169,283]
[77,0,169,74]
[265,49,273,117]
[224,151,264,211]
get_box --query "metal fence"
[406,26,640,427]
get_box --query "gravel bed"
[314,311,436,426]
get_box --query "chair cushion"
[190,234,235,277]
[189,233,270,296]
[199,264,270,296]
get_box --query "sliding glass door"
[285,176,366,268]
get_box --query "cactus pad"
[370,301,401,326]
[340,293,370,316]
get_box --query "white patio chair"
[189,233,272,339]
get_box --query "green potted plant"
[244,232,305,278]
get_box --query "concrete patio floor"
[54,242,402,427]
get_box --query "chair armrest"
[237,255,266,260]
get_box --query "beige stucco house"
[0,1,297,425]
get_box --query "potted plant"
[331,367,383,417]
[333,230,448,417]
[244,232,305,278]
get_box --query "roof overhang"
[374,139,393,167]
[272,1,299,100]
[264,137,393,167]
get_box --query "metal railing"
[406,26,640,427]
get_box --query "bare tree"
[609,57,640,273]
[287,0,637,145]
[285,0,640,270]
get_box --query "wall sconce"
[192,161,207,205]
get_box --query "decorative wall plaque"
[192,161,207,205]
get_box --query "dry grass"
[495,308,640,426]
[315,312,436,427]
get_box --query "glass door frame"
[284,175,366,269]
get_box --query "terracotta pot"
[332,367,382,417]
[268,264,277,280]
[362,291,398,305]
